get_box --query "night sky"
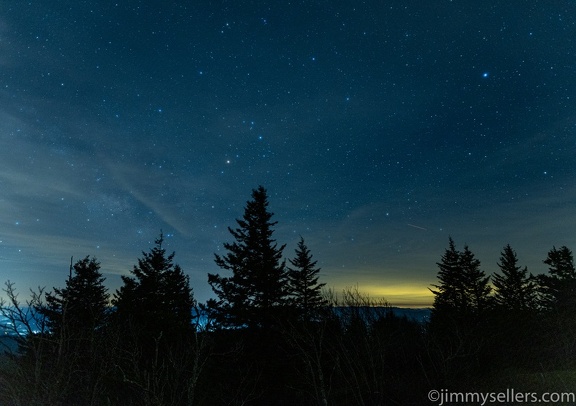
[1,1,575,306]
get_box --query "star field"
[1,1,575,306]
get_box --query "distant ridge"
[389,307,430,323]
[332,306,430,324]
[0,306,431,340]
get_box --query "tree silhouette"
[287,236,327,319]
[33,256,110,405]
[459,244,492,317]
[539,246,576,311]
[111,233,197,405]
[41,256,109,338]
[430,237,463,322]
[532,246,576,367]
[207,186,288,329]
[113,233,195,336]
[486,245,540,371]
[492,244,537,310]
[429,239,492,382]
[430,238,491,320]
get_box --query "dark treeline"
[1,186,575,405]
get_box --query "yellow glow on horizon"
[329,282,434,308]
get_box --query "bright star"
[482,72,489,78]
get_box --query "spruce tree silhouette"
[430,238,491,322]
[113,233,195,336]
[539,245,576,311]
[41,256,109,339]
[36,256,110,405]
[429,238,492,383]
[493,244,537,310]
[207,186,288,329]
[111,233,196,406]
[430,237,463,324]
[287,236,327,320]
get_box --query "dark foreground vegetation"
[1,186,575,405]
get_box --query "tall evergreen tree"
[111,234,197,405]
[36,256,110,405]
[287,237,328,319]
[460,244,492,316]
[430,239,491,323]
[430,237,463,321]
[539,245,576,312]
[429,239,492,382]
[488,245,540,371]
[533,246,576,367]
[41,256,109,338]
[492,244,537,310]
[207,185,288,329]
[113,233,195,336]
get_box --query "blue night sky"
[1,1,575,306]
